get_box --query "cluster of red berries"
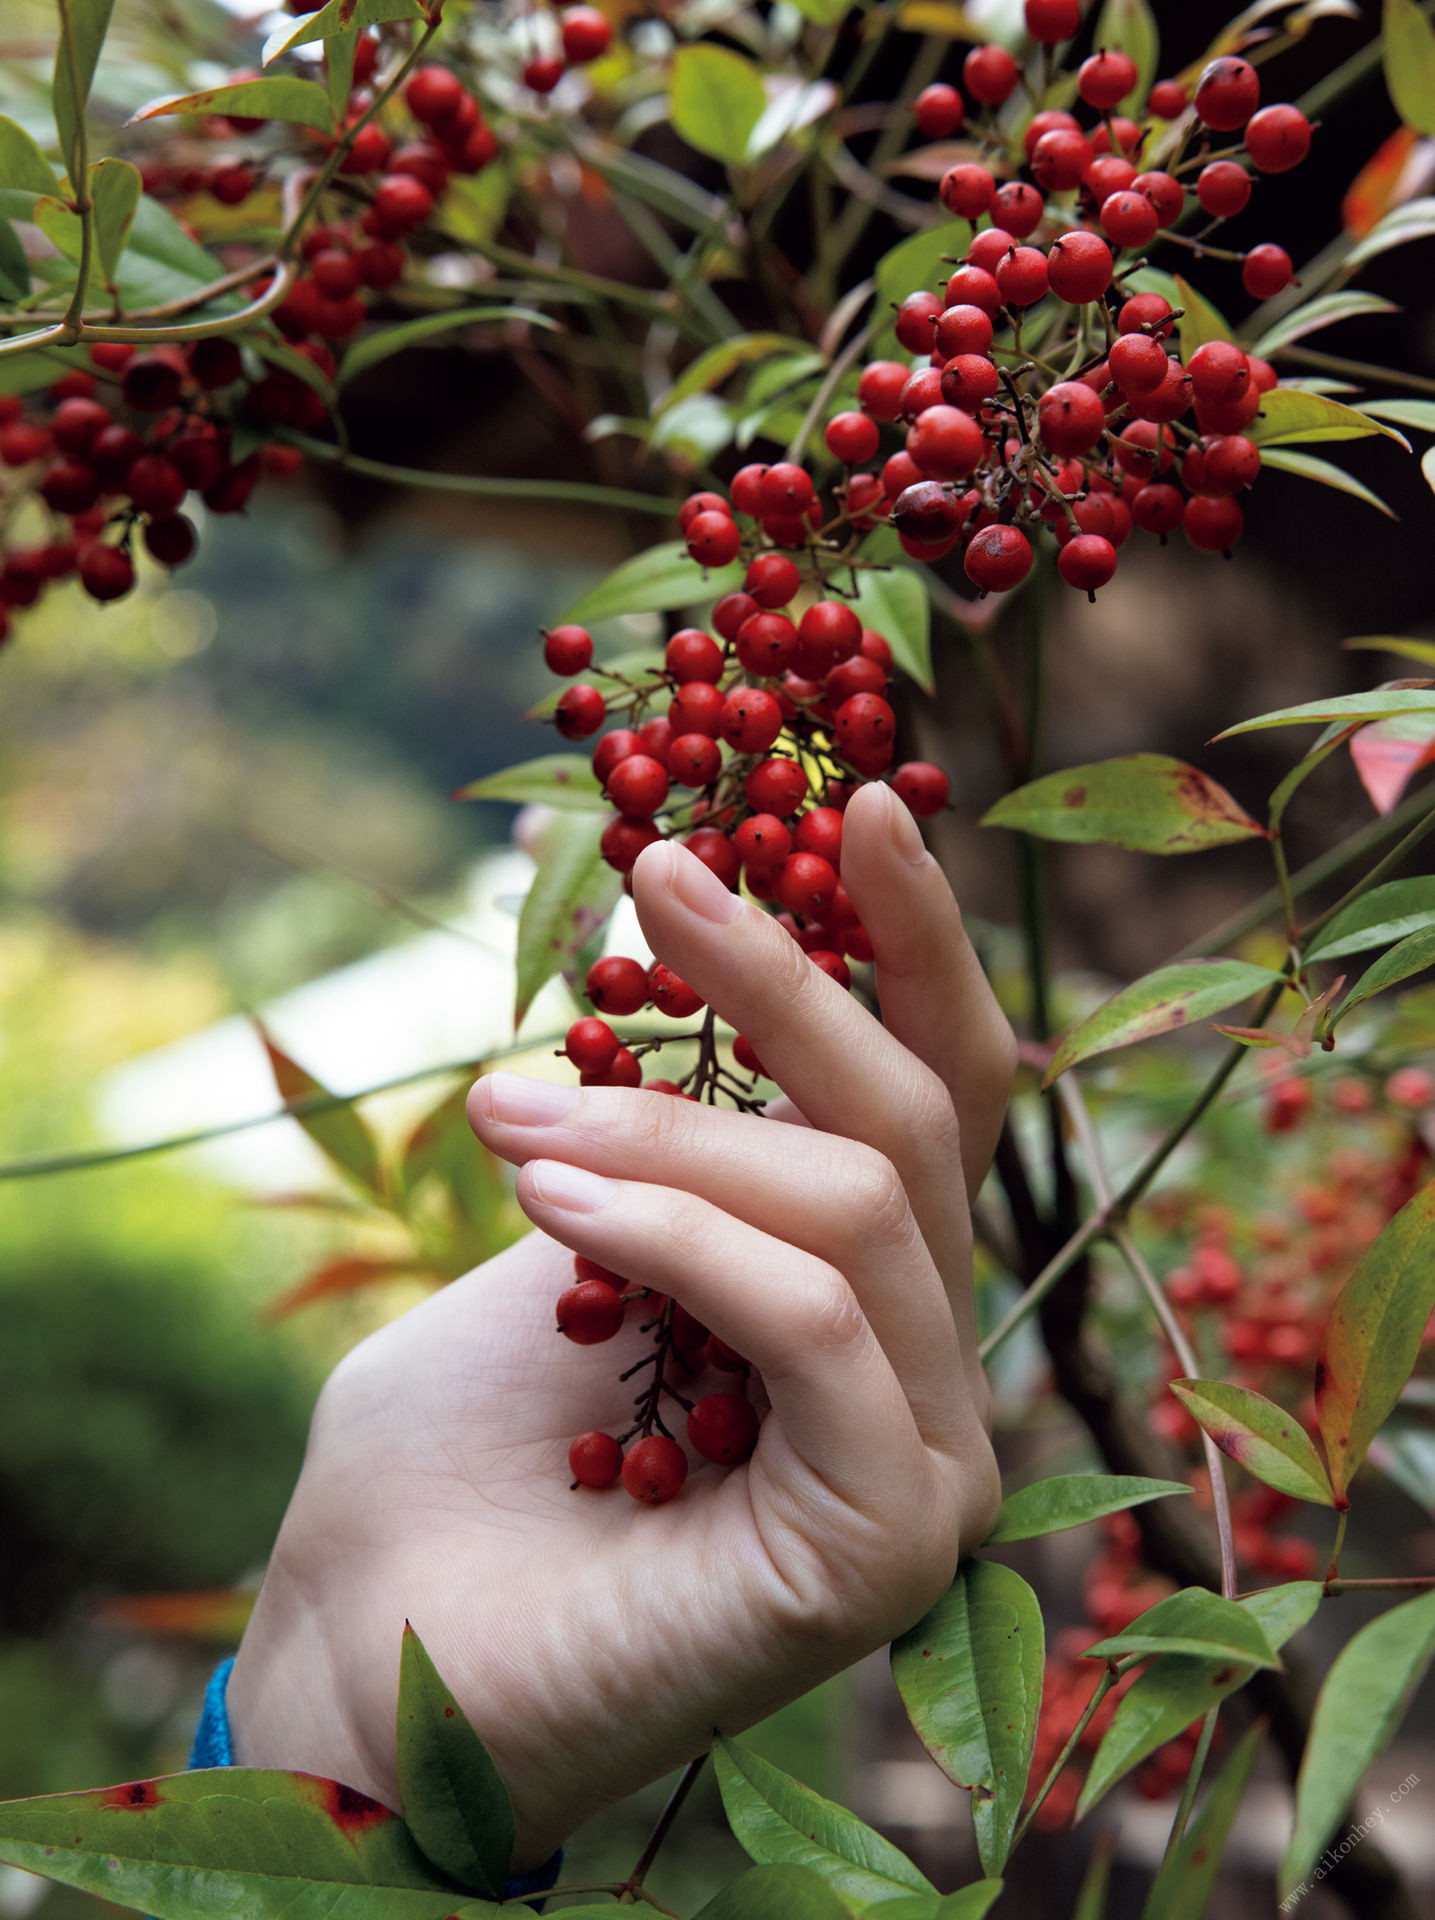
[557,1253,759,1505]
[807,33,1318,598]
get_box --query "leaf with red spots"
[982,755,1266,855]
[1138,1721,1264,1920]
[129,77,336,133]
[1315,1177,1435,1503]
[890,1561,1044,1877]
[258,1025,385,1202]
[396,1624,513,1897]
[1169,1379,1336,1507]
[0,1768,505,1919]
[1042,960,1285,1087]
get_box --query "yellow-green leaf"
[263,0,427,62]
[982,753,1265,854]
[0,116,60,195]
[514,811,623,1027]
[453,754,606,809]
[1216,688,1435,738]
[1170,1380,1335,1506]
[671,46,766,168]
[1383,0,1435,136]
[396,1626,513,1896]
[1248,387,1412,449]
[1259,448,1395,519]
[987,1473,1190,1543]
[53,0,115,178]
[1043,960,1284,1085]
[338,306,556,385]
[130,78,336,135]
[90,157,141,284]
[1174,274,1233,358]
[1082,1588,1281,1669]
[259,1025,385,1200]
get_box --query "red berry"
[1057,532,1117,596]
[649,963,704,1017]
[898,367,944,419]
[561,5,611,63]
[996,247,1050,307]
[601,817,660,873]
[808,949,851,987]
[622,1434,687,1505]
[1033,128,1094,193]
[126,454,187,517]
[825,410,880,464]
[143,513,197,567]
[992,180,1044,237]
[893,289,945,353]
[1038,380,1106,456]
[941,264,1002,317]
[777,851,837,917]
[732,612,794,677]
[78,545,134,602]
[0,421,52,466]
[745,757,809,816]
[188,337,244,388]
[1203,434,1261,494]
[122,352,184,412]
[733,1034,766,1076]
[890,762,948,816]
[1108,331,1168,396]
[1047,230,1112,304]
[523,55,566,94]
[372,173,432,234]
[730,463,769,516]
[1184,493,1244,552]
[963,43,1019,106]
[1117,292,1174,337]
[582,1044,642,1088]
[593,729,640,783]
[586,955,648,1014]
[1025,0,1080,42]
[682,830,739,890]
[825,654,887,705]
[565,1015,620,1073]
[569,1430,623,1488]
[679,491,731,533]
[735,814,792,869]
[792,804,843,862]
[1127,356,1192,424]
[858,361,912,421]
[1131,482,1185,534]
[607,752,669,819]
[744,552,801,607]
[343,123,393,176]
[543,623,593,675]
[685,510,741,566]
[1197,160,1252,218]
[1242,243,1293,298]
[933,304,994,359]
[965,525,1033,592]
[796,599,861,674]
[1079,48,1137,109]
[555,683,606,739]
[907,404,984,480]
[1101,188,1158,249]
[556,1279,626,1344]
[311,246,360,297]
[1187,340,1250,407]
[890,481,961,546]
[1195,56,1260,132]
[666,733,719,787]
[688,1391,760,1464]
[914,82,965,138]
[834,691,895,759]
[1148,79,1187,119]
[1245,103,1311,173]
[405,64,465,125]
[51,396,109,457]
[41,459,100,515]
[720,687,784,754]
[758,462,814,518]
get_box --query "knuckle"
[846,1147,915,1248]
[789,1265,868,1353]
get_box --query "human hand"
[226,781,1015,1872]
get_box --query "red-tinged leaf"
[1215,687,1435,738]
[1210,1024,1308,1054]
[1043,960,1285,1086]
[259,1026,385,1200]
[982,754,1266,855]
[1316,1178,1435,1502]
[1343,125,1422,235]
[1170,1380,1336,1506]
[90,1589,256,1642]
[263,1257,442,1321]
[396,1625,513,1896]
[129,78,335,133]
[0,1769,505,1920]
[1349,709,1435,813]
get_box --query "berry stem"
[1156,1706,1220,1868]
[1009,1668,1118,1853]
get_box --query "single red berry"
[893,289,945,353]
[744,552,801,608]
[808,949,851,987]
[758,462,815,518]
[1196,160,1252,219]
[1101,188,1159,249]
[592,729,640,784]
[569,1430,623,1488]
[967,227,1018,276]
[523,55,566,94]
[914,82,965,139]
[963,43,1019,106]
[622,1434,687,1505]
[1037,381,1107,457]
[881,451,924,500]
[1127,356,1192,424]
[665,685,721,742]
[78,545,135,602]
[1033,128,1094,193]
[660,628,720,685]
[1047,230,1113,303]
[858,361,912,422]
[834,691,896,759]
[792,804,843,862]
[907,404,985,479]
[890,762,949,817]
[49,369,96,402]
[684,828,740,891]
[41,459,100,515]
[561,6,611,64]
[372,172,433,234]
[733,1034,766,1076]
[1057,533,1118,596]
[405,64,465,124]
[556,1279,626,1344]
[1195,56,1260,132]
[666,733,719,787]
[51,396,110,457]
[143,513,197,567]
[733,611,796,677]
[122,352,184,412]
[187,338,243,389]
[1024,0,1080,42]
[606,752,669,819]
[825,653,887,705]
[555,683,606,739]
[649,963,704,1017]
[1203,434,1261,493]
[0,421,52,466]
[898,367,944,419]
[586,955,648,1014]
[712,595,760,647]
[791,601,859,678]
[1184,493,1244,552]
[734,814,792,870]
[1242,243,1293,298]
[996,248,1050,307]
[1107,332,1168,396]
[825,409,880,465]
[343,123,394,176]
[965,525,1033,593]
[311,246,361,298]
[777,851,837,918]
[126,453,187,518]
[543,623,593,675]
[685,510,741,567]
[933,304,994,360]
[1148,78,1188,119]
[1131,482,1185,535]
[1187,340,1251,407]
[720,687,784,756]
[565,1015,621,1073]
[1113,420,1175,478]
[688,1391,760,1465]
[992,180,1044,237]
[745,757,809,816]
[843,473,886,524]
[1080,48,1137,108]
[890,480,961,546]
[356,239,406,288]
[1245,103,1311,173]
[729,463,769,516]
[1117,292,1174,337]
[581,1044,642,1087]
[941,264,1002,317]
[678,491,731,533]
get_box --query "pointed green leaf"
[1345,196,1435,269]
[714,1738,934,1907]
[982,754,1265,854]
[1216,689,1435,738]
[986,1473,1190,1543]
[1280,1588,1435,1896]
[1384,0,1435,135]
[1247,388,1411,449]
[123,191,231,297]
[326,31,358,116]
[662,333,812,413]
[53,0,115,177]
[396,1625,513,1896]
[0,219,27,300]
[670,46,766,168]
[33,196,83,262]
[455,754,606,809]
[1091,0,1158,111]
[559,540,742,626]
[1252,292,1402,356]
[131,78,336,135]
[1306,877,1435,961]
[1259,449,1395,519]
[1077,1658,1254,1819]
[263,0,426,61]
[90,157,141,284]
[1170,1380,1335,1506]
[697,1863,871,1920]
[1043,960,1284,1085]
[338,306,557,386]
[259,1026,385,1201]
[1073,1836,1116,1920]
[1140,1721,1264,1920]
[514,811,623,1027]
[890,1561,1043,1876]
[1361,398,1435,433]
[1082,1588,1281,1669]
[0,116,60,195]
[0,1768,506,1920]
[1332,926,1435,1025]
[850,554,933,694]
[1315,1178,1435,1500]
[1237,1581,1322,1652]
[1174,275,1233,359]
[874,222,972,354]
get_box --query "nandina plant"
[3,0,1435,1913]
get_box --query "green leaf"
[514,811,623,1027]
[1333,925,1435,1025]
[1280,1588,1435,1897]
[1082,1588,1282,1669]
[1258,449,1395,519]
[455,755,607,808]
[130,78,336,135]
[0,1768,505,1920]
[326,31,358,117]
[124,191,231,296]
[1215,689,1435,738]
[714,1738,934,1908]
[1091,0,1158,111]
[786,0,851,23]
[33,196,82,262]
[982,753,1265,855]
[1306,877,1435,961]
[1174,275,1233,359]
[890,1561,1043,1876]
[1043,960,1284,1085]
[1077,1656,1255,1819]
[863,1887,1006,1920]
[1237,1581,1322,1652]
[650,392,734,464]
[396,1625,513,1896]
[874,222,971,354]
[1343,634,1435,670]
[259,1025,385,1201]
[1383,0,1435,134]
[1361,398,1435,433]
[850,552,933,693]
[0,218,27,301]
[263,0,426,61]
[1247,387,1411,449]
[0,116,60,195]
[1315,1177,1435,1500]
[1345,195,1435,269]
[1170,1380,1335,1507]
[1140,1722,1264,1920]
[987,1473,1190,1543]
[338,306,557,386]
[1251,291,1401,356]
[560,539,741,626]
[670,46,766,168]
[53,0,115,178]
[90,157,141,284]
[697,1863,871,1920]
[662,333,811,413]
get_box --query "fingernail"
[885,784,929,866]
[526,1159,613,1211]
[481,1073,581,1126]
[657,839,741,925]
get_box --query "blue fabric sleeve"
[190,1659,561,1904]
